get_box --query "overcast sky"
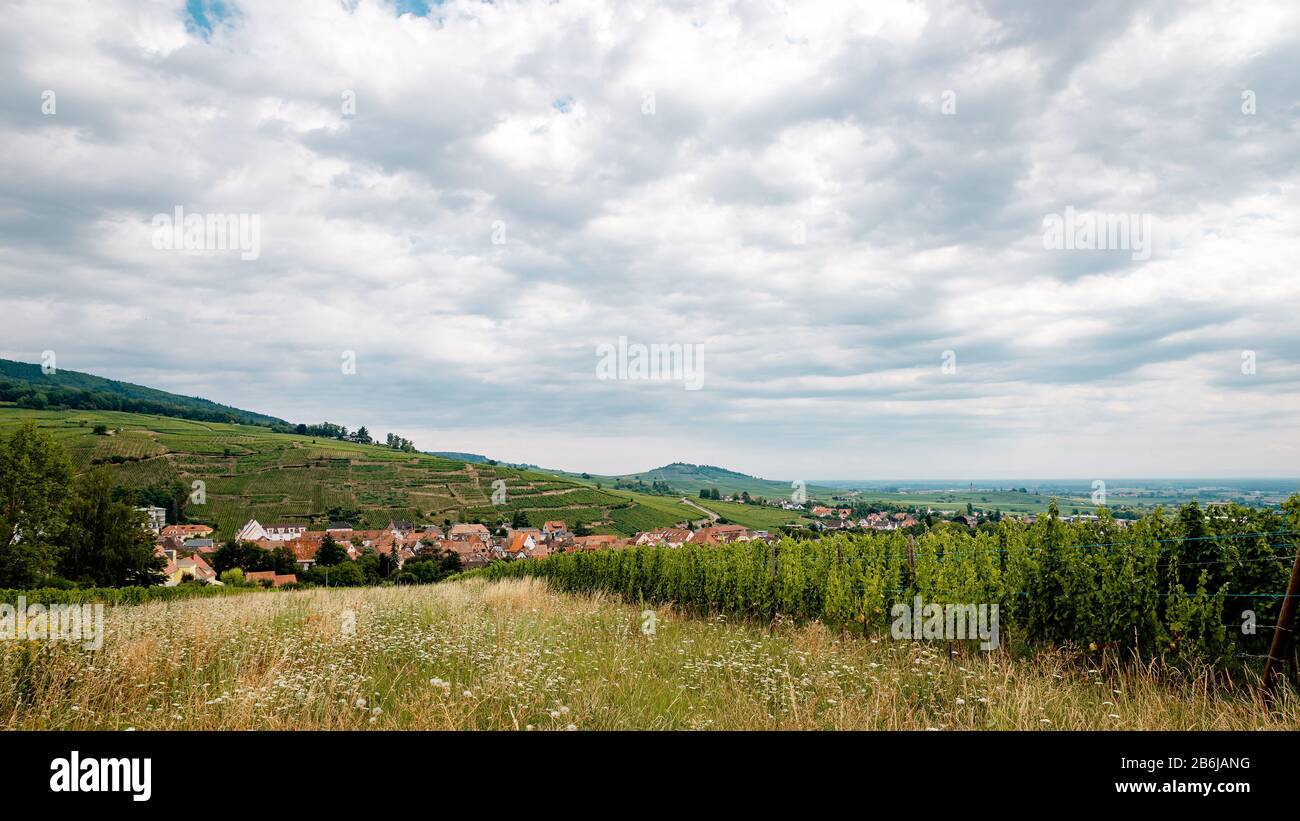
[2,0,1298,479]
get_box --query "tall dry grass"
[2,578,1297,730]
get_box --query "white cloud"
[1,0,1298,478]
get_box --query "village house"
[234,519,307,542]
[504,531,536,559]
[288,535,323,571]
[505,526,543,542]
[438,537,493,568]
[448,523,492,541]
[689,524,752,545]
[635,527,692,547]
[162,551,219,586]
[136,506,167,535]
[158,535,188,556]
[325,522,355,538]
[161,524,213,540]
[245,570,298,588]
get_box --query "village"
[136,503,948,589]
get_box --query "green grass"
[6,578,1296,730]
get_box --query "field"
[836,489,1090,515]
[826,483,1298,516]
[3,578,1296,730]
[0,406,691,538]
[601,490,709,533]
[691,497,813,529]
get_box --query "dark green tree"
[0,423,74,586]
[269,545,298,575]
[315,535,348,567]
[59,468,165,586]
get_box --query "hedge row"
[0,584,264,605]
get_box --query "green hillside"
[558,462,840,501]
[0,358,288,428]
[0,406,695,539]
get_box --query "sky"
[1,0,1299,480]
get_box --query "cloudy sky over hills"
[2,0,1298,478]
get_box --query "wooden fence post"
[1262,542,1300,705]
[768,541,778,630]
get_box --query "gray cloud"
[1,0,1298,478]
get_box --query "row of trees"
[384,433,416,452]
[0,378,283,429]
[0,423,164,587]
[210,533,461,588]
[293,422,416,451]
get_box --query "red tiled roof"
[161,524,212,538]
[507,532,532,554]
[245,570,297,587]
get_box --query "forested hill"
[0,358,288,428]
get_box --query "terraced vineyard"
[0,406,696,538]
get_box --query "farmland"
[690,497,813,529]
[463,501,1300,669]
[836,488,1085,515]
[4,577,1296,730]
[823,481,1298,516]
[0,406,694,538]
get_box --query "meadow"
[2,578,1295,730]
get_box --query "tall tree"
[0,423,74,586]
[315,535,349,567]
[59,468,165,586]
[269,545,298,575]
